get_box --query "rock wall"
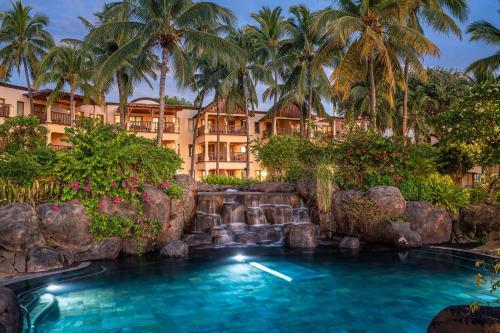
[0,287,21,333]
[0,175,197,278]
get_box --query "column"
[204,112,208,134]
[46,130,52,146]
[204,140,209,161]
[46,104,52,123]
[333,119,337,137]
[226,142,230,162]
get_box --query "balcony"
[197,152,228,162]
[34,109,73,126]
[230,152,247,162]
[0,104,10,117]
[263,127,301,138]
[197,125,247,136]
[49,144,72,151]
[129,121,179,133]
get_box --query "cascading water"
[187,190,313,247]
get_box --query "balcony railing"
[49,144,72,151]
[197,152,228,162]
[230,152,247,162]
[263,127,301,138]
[197,125,247,136]
[129,121,179,133]
[52,112,72,125]
[0,104,10,117]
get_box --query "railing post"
[204,141,208,162]
[226,143,230,162]
[46,103,52,123]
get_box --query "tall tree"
[0,1,54,114]
[248,6,287,135]
[86,0,237,147]
[466,17,500,77]
[81,2,157,129]
[35,42,93,122]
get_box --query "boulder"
[197,183,240,192]
[183,233,212,247]
[332,190,366,234]
[26,247,74,273]
[339,237,360,249]
[234,231,259,245]
[405,201,452,245]
[121,237,155,256]
[428,305,500,333]
[99,196,137,220]
[210,227,234,245]
[249,225,282,243]
[160,240,188,257]
[36,201,93,253]
[459,204,500,241]
[74,238,122,261]
[0,287,22,333]
[366,186,406,217]
[142,185,171,247]
[376,221,423,248]
[0,204,45,252]
[284,223,318,248]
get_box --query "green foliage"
[0,116,48,153]
[252,135,321,182]
[344,197,381,235]
[0,176,61,206]
[467,183,500,205]
[201,175,257,187]
[470,259,500,313]
[164,95,193,106]
[0,147,56,185]
[315,163,334,213]
[162,182,184,199]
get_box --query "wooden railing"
[52,112,72,125]
[49,144,72,151]
[263,127,301,138]
[230,152,247,162]
[198,125,247,136]
[128,121,179,133]
[0,104,10,117]
[196,152,228,162]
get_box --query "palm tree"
[222,29,266,178]
[397,0,466,141]
[315,0,438,130]
[466,18,500,76]
[86,0,237,147]
[278,5,333,138]
[247,6,287,135]
[0,1,54,114]
[35,42,93,122]
[81,3,157,129]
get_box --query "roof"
[0,82,30,92]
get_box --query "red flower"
[112,182,117,188]
[113,197,121,204]
[53,204,60,212]
[98,201,105,210]
[72,182,81,190]
[85,184,91,193]
[143,192,149,202]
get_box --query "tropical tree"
[36,42,93,122]
[81,2,157,129]
[247,6,288,135]
[466,17,500,77]
[278,5,333,138]
[0,1,54,114]
[315,0,437,130]
[86,0,237,147]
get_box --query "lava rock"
[250,225,282,242]
[380,221,423,248]
[405,201,452,245]
[36,201,93,253]
[339,237,360,249]
[26,247,74,273]
[246,182,296,193]
[183,233,212,247]
[121,237,155,256]
[366,186,406,217]
[332,190,366,233]
[0,287,22,333]
[74,238,122,261]
[428,305,500,333]
[0,203,45,252]
[210,227,234,245]
[284,223,319,248]
[459,204,500,241]
[234,232,259,244]
[160,240,188,257]
[142,185,171,246]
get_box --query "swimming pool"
[14,247,499,332]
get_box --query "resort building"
[0,82,487,185]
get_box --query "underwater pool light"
[249,262,293,282]
[46,284,60,292]
[234,255,246,263]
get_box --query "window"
[254,122,260,134]
[0,98,5,104]
[188,144,193,157]
[188,119,194,132]
[227,170,236,177]
[129,116,143,123]
[16,101,24,116]
[114,115,120,124]
[473,173,481,184]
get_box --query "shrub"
[0,147,56,185]
[201,175,257,186]
[0,176,61,206]
[315,163,334,213]
[0,116,47,153]
[162,181,184,199]
[344,197,381,235]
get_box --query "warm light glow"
[240,146,246,153]
[261,170,268,178]
[46,284,60,292]
[249,262,293,282]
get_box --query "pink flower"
[112,181,117,188]
[98,201,105,210]
[142,192,149,202]
[161,181,170,189]
[137,216,143,224]
[53,204,60,212]
[72,182,81,190]
[85,184,91,193]
[113,197,121,204]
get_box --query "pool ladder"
[18,292,58,333]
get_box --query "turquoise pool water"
[23,247,498,332]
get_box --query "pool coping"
[428,245,500,260]
[0,262,91,287]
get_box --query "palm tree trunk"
[271,70,278,135]
[156,47,168,147]
[402,59,409,143]
[306,60,313,139]
[22,56,34,115]
[299,104,305,137]
[70,90,75,123]
[117,72,127,129]
[368,55,377,131]
[189,108,200,178]
[242,73,251,179]
[216,98,221,175]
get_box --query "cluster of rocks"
[0,175,197,277]
[197,182,297,193]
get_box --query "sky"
[1,0,498,110]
